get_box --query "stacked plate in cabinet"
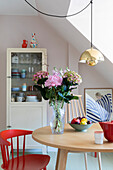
[26,95,39,102]
[11,87,20,92]
[12,69,20,78]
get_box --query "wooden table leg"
[55,149,68,170]
[84,153,88,170]
[55,149,60,170]
[98,152,102,170]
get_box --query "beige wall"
[1,15,111,129]
[0,15,69,129]
[0,15,80,128]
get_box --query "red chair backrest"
[0,129,33,169]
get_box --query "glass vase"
[50,101,65,134]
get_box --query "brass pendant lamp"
[79,0,104,66]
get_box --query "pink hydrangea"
[32,71,49,83]
[45,74,63,88]
[63,71,82,85]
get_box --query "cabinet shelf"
[11,90,37,93]
[11,63,41,66]
[11,77,34,79]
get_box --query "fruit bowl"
[69,122,92,132]
[69,117,92,132]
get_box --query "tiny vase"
[30,33,38,48]
[50,101,65,134]
[22,40,28,48]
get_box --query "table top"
[32,123,113,152]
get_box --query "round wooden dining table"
[32,123,113,170]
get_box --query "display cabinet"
[6,48,47,150]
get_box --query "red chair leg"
[95,152,97,158]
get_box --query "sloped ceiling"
[0,0,37,15]
[35,0,91,53]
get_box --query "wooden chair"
[65,95,85,123]
[0,129,50,170]
[65,95,103,170]
[65,95,88,170]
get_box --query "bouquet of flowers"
[33,67,82,134]
[33,67,82,106]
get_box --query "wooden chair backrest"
[65,95,86,123]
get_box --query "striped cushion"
[86,93,112,122]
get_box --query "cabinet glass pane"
[11,52,42,102]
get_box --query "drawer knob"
[7,126,12,128]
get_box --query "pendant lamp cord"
[25,0,93,47]
[25,0,92,18]
[91,0,93,48]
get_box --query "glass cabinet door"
[10,51,46,103]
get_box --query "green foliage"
[34,77,79,105]
[34,85,49,100]
[37,78,48,85]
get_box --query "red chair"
[0,129,50,170]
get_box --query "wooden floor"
[0,152,113,170]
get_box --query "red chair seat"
[2,154,50,170]
[0,129,50,170]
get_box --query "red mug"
[22,40,28,48]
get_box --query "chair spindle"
[71,101,74,118]
[11,138,14,159]
[23,135,26,156]
[74,100,78,117]
[68,103,71,122]
[79,97,85,117]
[1,145,7,168]
[6,145,9,162]
[65,105,67,123]
[17,136,19,158]
[77,100,82,117]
